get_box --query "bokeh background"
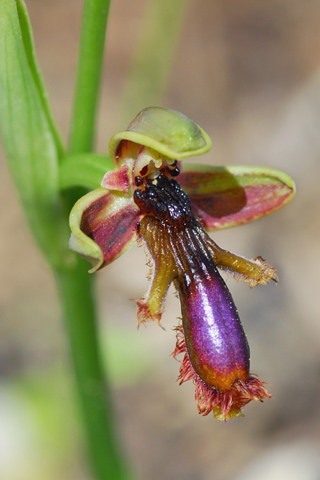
[1,1,320,479]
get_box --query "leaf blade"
[0,0,69,267]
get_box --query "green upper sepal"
[109,107,212,167]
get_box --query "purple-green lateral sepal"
[69,188,142,272]
[179,165,296,230]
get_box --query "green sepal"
[109,107,212,166]
[59,153,113,191]
[0,0,70,268]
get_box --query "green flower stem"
[56,261,131,480]
[64,1,132,479]
[69,0,111,153]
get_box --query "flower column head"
[69,107,212,272]
[69,107,295,420]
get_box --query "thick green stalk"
[56,262,130,480]
[69,0,111,152]
[65,1,131,479]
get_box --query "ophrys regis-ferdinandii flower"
[69,107,295,420]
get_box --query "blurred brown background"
[1,1,320,479]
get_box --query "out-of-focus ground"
[1,1,320,479]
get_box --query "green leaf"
[0,0,69,267]
[59,153,113,190]
[15,0,64,157]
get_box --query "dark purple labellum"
[176,258,250,391]
[134,172,271,418]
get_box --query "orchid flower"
[69,107,295,420]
